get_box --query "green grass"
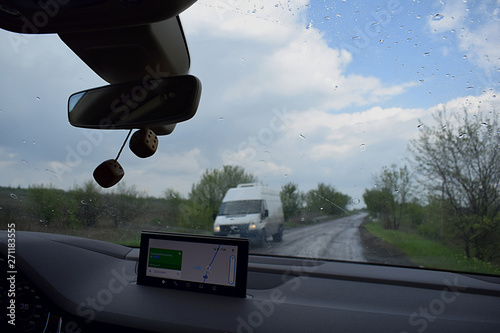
[365,221,500,275]
[112,227,213,247]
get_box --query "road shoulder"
[359,221,417,267]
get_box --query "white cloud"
[218,26,413,110]
[182,0,310,42]
[431,90,500,116]
[428,0,500,72]
[428,1,468,34]
[184,1,414,113]
[217,91,499,200]
[458,23,500,72]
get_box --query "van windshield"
[219,200,262,216]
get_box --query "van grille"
[220,224,249,234]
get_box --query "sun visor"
[0,0,196,34]
[59,16,190,83]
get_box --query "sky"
[0,0,499,207]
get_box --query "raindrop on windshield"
[494,8,500,21]
[81,200,88,205]
[359,144,366,151]
[299,133,306,139]
[432,14,444,21]
[10,193,18,199]
[36,96,41,101]
[417,124,423,130]
[352,198,361,205]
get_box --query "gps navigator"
[137,232,249,297]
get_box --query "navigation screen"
[137,232,249,297]
[147,239,238,286]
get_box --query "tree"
[70,181,103,227]
[162,188,185,226]
[305,183,350,216]
[370,164,412,230]
[280,182,302,221]
[188,165,257,229]
[106,182,144,226]
[409,108,500,260]
[28,184,64,226]
[363,187,394,227]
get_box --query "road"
[252,213,368,262]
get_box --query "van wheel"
[259,229,267,247]
[272,225,283,242]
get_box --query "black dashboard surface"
[1,231,500,332]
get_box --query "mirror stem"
[116,129,133,161]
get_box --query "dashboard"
[1,231,500,332]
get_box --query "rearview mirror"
[68,75,201,130]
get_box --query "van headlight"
[214,225,220,232]
[249,223,257,230]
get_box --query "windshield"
[219,200,262,216]
[1,1,499,276]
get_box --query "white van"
[213,183,284,245]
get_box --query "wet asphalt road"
[252,213,368,262]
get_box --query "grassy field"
[364,221,500,275]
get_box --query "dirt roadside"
[358,221,417,267]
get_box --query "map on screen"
[146,238,238,286]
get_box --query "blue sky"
[307,0,500,109]
[0,0,499,206]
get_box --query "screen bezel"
[137,231,249,298]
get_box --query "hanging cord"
[115,129,133,161]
